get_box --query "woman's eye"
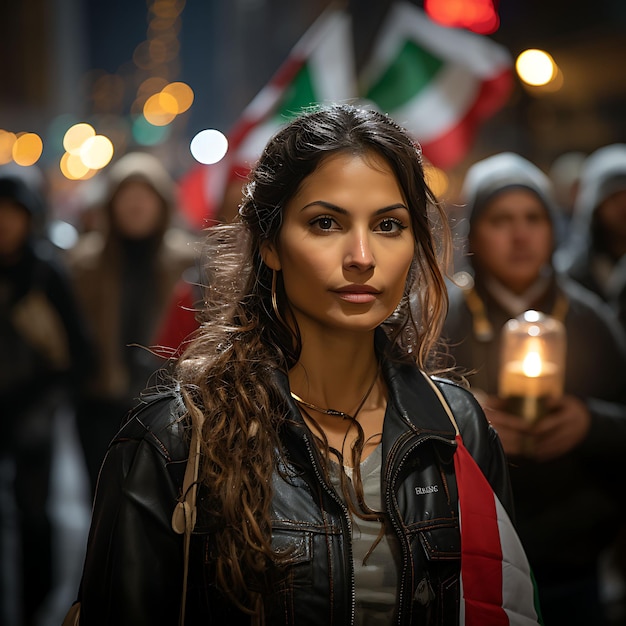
[311,216,336,230]
[377,218,405,233]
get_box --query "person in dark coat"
[0,172,93,626]
[557,144,626,333]
[67,152,198,496]
[442,152,626,626]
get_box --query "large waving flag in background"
[225,9,357,173]
[361,2,513,169]
[178,1,513,228]
[178,8,356,229]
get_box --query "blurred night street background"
[2,2,626,624]
[1,0,626,215]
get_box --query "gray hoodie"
[558,144,626,312]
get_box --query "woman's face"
[111,180,164,239]
[469,188,553,294]
[262,151,415,339]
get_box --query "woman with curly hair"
[69,105,539,625]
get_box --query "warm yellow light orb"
[64,123,96,155]
[515,49,557,86]
[162,82,194,114]
[143,92,178,126]
[12,132,44,166]
[80,135,114,169]
[0,130,17,164]
[61,152,91,180]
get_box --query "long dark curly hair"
[176,104,451,610]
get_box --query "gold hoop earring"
[271,269,288,327]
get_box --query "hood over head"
[461,152,558,227]
[103,151,176,241]
[571,144,626,229]
[558,144,626,269]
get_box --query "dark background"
[1,0,625,201]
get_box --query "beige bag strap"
[171,392,206,626]
[420,370,460,436]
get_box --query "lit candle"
[498,311,566,423]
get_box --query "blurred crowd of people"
[1,139,625,625]
[0,153,201,625]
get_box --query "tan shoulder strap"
[463,287,494,342]
[420,370,460,436]
[171,391,206,626]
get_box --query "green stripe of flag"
[364,40,443,111]
[276,63,317,121]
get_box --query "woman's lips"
[333,286,380,304]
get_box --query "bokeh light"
[61,152,92,180]
[0,130,17,165]
[190,129,229,164]
[162,82,194,113]
[425,0,499,34]
[80,135,114,169]
[143,92,178,125]
[12,132,44,166]
[516,49,558,86]
[64,123,96,154]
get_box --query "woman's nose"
[343,229,375,271]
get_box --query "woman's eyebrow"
[299,200,408,215]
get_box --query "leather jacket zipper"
[303,434,356,626]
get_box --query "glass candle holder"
[498,310,566,424]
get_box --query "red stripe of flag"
[454,434,509,625]
[421,69,513,168]
[227,55,306,153]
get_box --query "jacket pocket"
[262,526,314,625]
[264,522,345,625]
[271,526,313,567]
[418,524,460,561]
[410,524,461,623]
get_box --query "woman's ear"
[260,240,282,271]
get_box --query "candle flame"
[522,351,543,378]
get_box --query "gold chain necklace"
[290,366,380,421]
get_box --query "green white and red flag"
[454,435,543,625]
[177,8,356,229]
[424,374,543,625]
[360,2,513,169]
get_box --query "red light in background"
[425,0,500,34]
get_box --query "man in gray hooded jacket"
[443,152,626,625]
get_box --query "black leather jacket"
[77,356,513,626]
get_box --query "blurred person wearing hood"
[0,172,94,626]
[559,144,626,332]
[67,152,198,496]
[442,152,626,625]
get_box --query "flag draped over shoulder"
[424,374,543,626]
[177,9,356,229]
[360,1,513,169]
[454,436,543,625]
